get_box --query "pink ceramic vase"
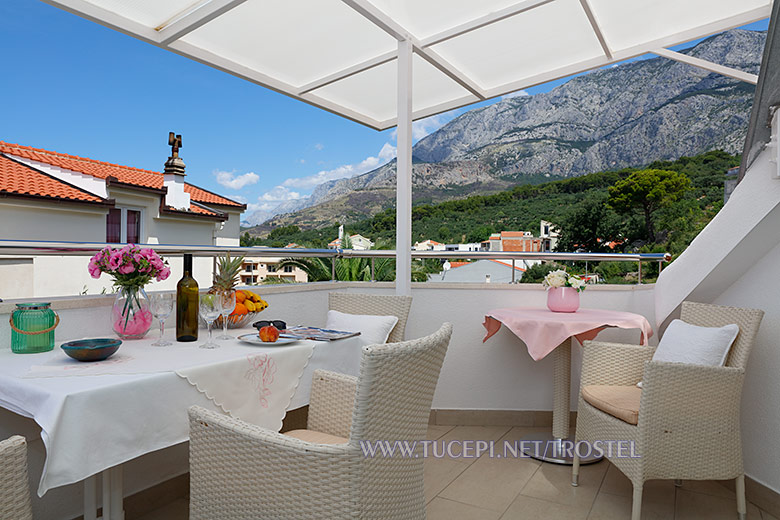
[546,287,580,313]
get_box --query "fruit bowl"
[214,312,263,329]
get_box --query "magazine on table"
[284,326,361,341]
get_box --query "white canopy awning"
[43,0,771,130]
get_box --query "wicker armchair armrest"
[307,369,358,438]
[188,406,357,519]
[580,341,654,387]
[638,362,745,479]
[0,436,32,520]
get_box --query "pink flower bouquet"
[88,245,170,339]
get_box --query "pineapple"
[212,253,245,292]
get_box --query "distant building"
[428,259,525,283]
[445,243,482,252]
[484,231,542,252]
[413,239,445,251]
[328,234,374,250]
[240,257,307,284]
[540,220,560,252]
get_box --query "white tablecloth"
[0,328,365,495]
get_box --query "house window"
[283,265,294,273]
[106,207,144,243]
[106,208,122,243]
[268,265,277,273]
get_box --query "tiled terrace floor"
[138,425,776,520]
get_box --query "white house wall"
[0,200,107,241]
[213,209,242,247]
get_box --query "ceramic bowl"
[61,338,122,362]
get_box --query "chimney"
[163,132,191,210]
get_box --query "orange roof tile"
[0,155,106,204]
[448,261,470,268]
[500,231,527,238]
[0,141,244,208]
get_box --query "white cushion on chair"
[652,319,739,367]
[326,310,399,345]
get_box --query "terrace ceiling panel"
[179,0,397,88]
[77,0,204,29]
[430,0,605,91]
[589,0,772,55]
[312,54,477,124]
[368,0,532,41]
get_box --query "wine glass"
[216,290,236,340]
[149,293,174,346]
[198,294,221,349]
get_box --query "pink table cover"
[483,307,653,361]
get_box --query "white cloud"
[214,170,259,190]
[282,143,397,190]
[314,143,325,151]
[501,89,529,100]
[246,202,275,213]
[259,185,303,202]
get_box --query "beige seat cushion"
[283,429,348,444]
[582,385,641,425]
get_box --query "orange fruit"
[232,302,248,316]
[235,291,246,304]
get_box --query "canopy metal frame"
[37,0,771,295]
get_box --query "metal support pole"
[585,261,588,277]
[331,257,336,281]
[395,38,413,296]
[371,257,375,282]
[637,260,642,284]
[511,259,516,283]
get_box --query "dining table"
[483,306,653,465]
[0,328,367,520]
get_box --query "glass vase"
[112,286,153,339]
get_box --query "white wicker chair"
[0,435,33,520]
[329,292,412,343]
[572,302,764,520]
[189,322,452,519]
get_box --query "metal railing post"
[371,257,375,282]
[637,260,642,284]
[511,259,516,283]
[332,257,336,281]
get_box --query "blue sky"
[0,1,768,220]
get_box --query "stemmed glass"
[198,294,221,349]
[216,290,236,340]
[149,293,174,347]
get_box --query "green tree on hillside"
[555,193,622,252]
[607,169,691,242]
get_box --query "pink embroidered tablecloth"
[483,307,653,361]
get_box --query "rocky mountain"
[248,29,764,233]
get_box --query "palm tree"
[279,235,395,282]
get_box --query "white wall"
[653,146,780,494]
[0,201,107,241]
[712,240,780,493]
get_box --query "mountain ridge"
[245,28,764,233]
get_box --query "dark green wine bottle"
[176,253,199,342]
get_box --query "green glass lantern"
[10,303,60,354]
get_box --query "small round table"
[483,307,652,465]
